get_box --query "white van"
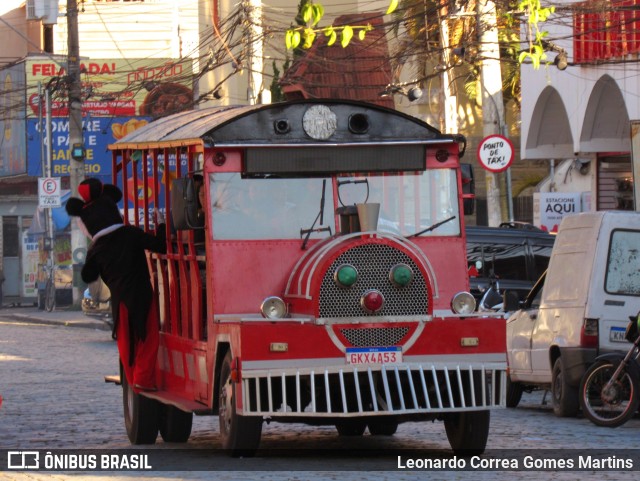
[505,211,640,417]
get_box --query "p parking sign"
[38,177,61,208]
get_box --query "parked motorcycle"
[579,313,640,427]
[82,277,112,325]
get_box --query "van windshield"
[605,229,640,295]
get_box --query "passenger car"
[465,223,555,303]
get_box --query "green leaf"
[285,29,294,50]
[532,55,540,69]
[311,4,324,27]
[358,29,366,41]
[386,0,398,15]
[341,26,353,48]
[325,26,337,46]
[293,31,301,48]
[302,4,313,24]
[303,28,316,49]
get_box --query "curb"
[0,312,112,331]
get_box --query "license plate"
[610,326,627,343]
[346,347,402,365]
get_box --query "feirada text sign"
[477,135,514,173]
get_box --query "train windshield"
[209,169,459,240]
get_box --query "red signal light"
[361,290,384,314]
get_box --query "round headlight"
[451,291,476,315]
[334,264,358,288]
[261,296,287,319]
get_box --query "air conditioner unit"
[26,0,60,25]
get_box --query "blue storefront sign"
[27,117,151,183]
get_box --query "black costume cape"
[81,224,166,365]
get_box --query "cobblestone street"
[0,309,639,480]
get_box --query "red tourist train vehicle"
[107,99,507,455]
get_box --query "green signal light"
[390,264,413,287]
[335,264,358,288]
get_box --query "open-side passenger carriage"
[107,99,507,456]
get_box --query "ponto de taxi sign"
[477,134,514,173]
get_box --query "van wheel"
[551,357,579,417]
[506,377,524,408]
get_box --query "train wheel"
[219,351,262,456]
[444,410,490,455]
[159,405,193,443]
[367,418,398,436]
[335,419,367,436]
[122,373,159,444]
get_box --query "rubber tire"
[159,405,193,443]
[551,357,579,417]
[367,418,399,436]
[219,351,262,457]
[335,419,367,436]
[444,410,490,456]
[45,278,55,312]
[579,359,640,428]
[122,373,159,444]
[506,376,524,408]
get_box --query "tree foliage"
[285,0,554,72]
[284,0,396,50]
[515,0,556,69]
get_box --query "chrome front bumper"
[240,362,506,417]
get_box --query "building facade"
[0,0,386,305]
[0,0,203,305]
[520,0,639,220]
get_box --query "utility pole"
[67,0,86,305]
[477,0,505,226]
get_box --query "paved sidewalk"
[0,305,111,331]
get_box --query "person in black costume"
[66,178,166,392]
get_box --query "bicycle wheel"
[45,277,56,312]
[579,359,639,427]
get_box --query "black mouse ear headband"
[65,178,122,217]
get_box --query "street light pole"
[67,0,86,305]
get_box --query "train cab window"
[209,174,333,240]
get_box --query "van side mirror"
[171,177,203,230]
[503,290,520,312]
[460,163,475,215]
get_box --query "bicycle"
[40,261,57,312]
